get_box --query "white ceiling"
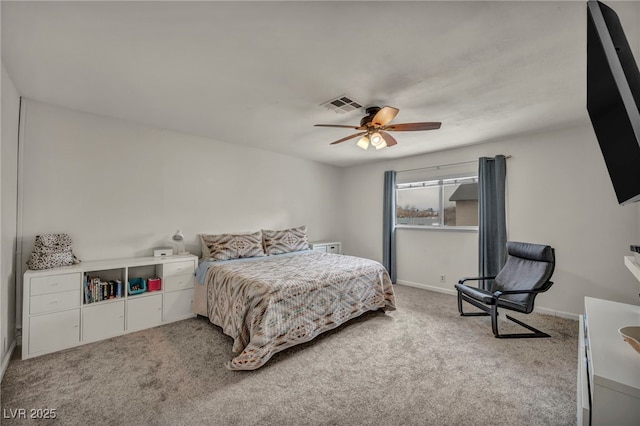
[2,1,639,167]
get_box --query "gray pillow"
[200,231,265,261]
[262,225,309,255]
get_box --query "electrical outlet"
[440,274,446,283]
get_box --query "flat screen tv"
[587,0,640,205]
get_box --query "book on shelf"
[84,276,90,304]
[83,276,123,304]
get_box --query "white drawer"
[30,273,81,296]
[30,290,80,315]
[163,261,195,278]
[164,274,194,292]
[326,244,340,254]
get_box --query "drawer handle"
[50,283,59,286]
[49,300,59,304]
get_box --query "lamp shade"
[356,135,370,150]
[172,229,187,255]
[370,132,384,147]
[172,229,184,242]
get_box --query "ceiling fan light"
[356,136,370,150]
[375,140,387,150]
[370,132,383,146]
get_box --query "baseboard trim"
[535,307,578,320]
[395,280,579,320]
[1,339,17,381]
[396,280,456,296]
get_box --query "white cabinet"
[22,254,197,359]
[127,294,163,332]
[23,272,82,358]
[29,309,80,355]
[82,300,125,343]
[578,297,640,425]
[164,289,193,322]
[160,259,195,322]
[309,241,342,254]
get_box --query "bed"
[194,249,396,370]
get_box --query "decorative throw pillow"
[200,231,265,261]
[262,225,309,255]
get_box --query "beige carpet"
[1,285,578,425]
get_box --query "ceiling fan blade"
[380,131,398,147]
[371,106,399,126]
[314,124,364,130]
[329,132,366,145]
[384,122,442,131]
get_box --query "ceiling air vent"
[320,95,363,114]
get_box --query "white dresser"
[578,296,640,425]
[22,254,197,360]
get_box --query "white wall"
[1,63,20,374]
[17,99,343,322]
[342,122,640,317]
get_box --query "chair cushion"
[496,297,529,313]
[493,242,554,311]
[454,284,496,305]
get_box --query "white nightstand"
[309,241,342,254]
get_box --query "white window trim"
[395,224,478,232]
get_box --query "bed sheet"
[201,250,395,370]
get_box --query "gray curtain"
[383,170,397,283]
[478,155,507,290]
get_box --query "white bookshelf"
[22,254,197,359]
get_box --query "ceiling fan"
[314,106,441,150]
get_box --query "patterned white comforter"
[203,250,396,370]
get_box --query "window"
[396,175,478,229]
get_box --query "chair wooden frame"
[456,276,554,339]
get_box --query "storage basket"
[147,277,161,292]
[127,277,147,295]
